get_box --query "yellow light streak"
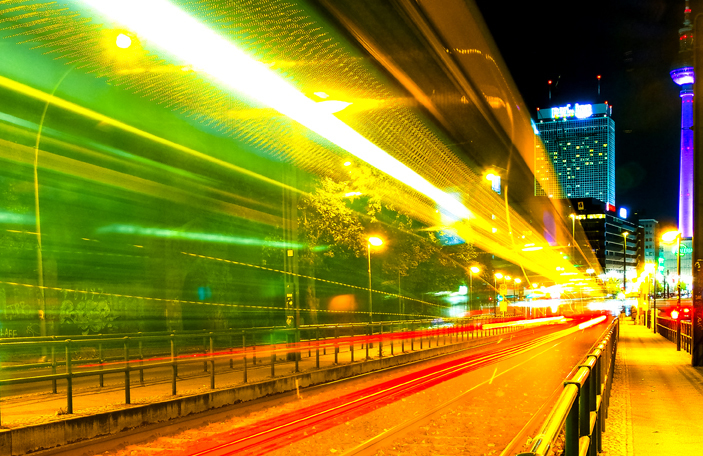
[79,0,472,221]
[0,75,293,194]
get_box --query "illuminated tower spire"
[670,0,694,238]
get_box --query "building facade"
[535,102,615,206]
[640,219,659,266]
[569,198,642,291]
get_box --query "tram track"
[32,318,603,456]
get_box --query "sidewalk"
[602,320,703,456]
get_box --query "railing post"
[271,332,276,377]
[138,333,144,385]
[66,339,73,414]
[677,319,682,351]
[350,334,355,363]
[564,388,579,456]
[124,336,131,405]
[203,335,209,372]
[379,323,383,358]
[390,323,394,356]
[334,326,339,365]
[242,332,248,383]
[411,322,415,351]
[316,329,320,368]
[366,326,370,360]
[51,339,58,393]
[170,333,177,396]
[210,332,215,389]
[295,329,300,372]
[229,333,234,369]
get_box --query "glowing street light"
[115,33,132,49]
[367,236,384,322]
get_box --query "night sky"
[474,0,697,227]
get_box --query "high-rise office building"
[640,219,659,266]
[671,0,694,238]
[534,102,615,206]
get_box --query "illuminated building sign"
[672,245,693,256]
[619,208,627,219]
[551,103,593,120]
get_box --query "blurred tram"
[0,0,603,338]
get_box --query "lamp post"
[622,231,629,294]
[493,273,500,313]
[662,230,682,349]
[367,236,384,323]
[569,214,576,260]
[470,266,480,312]
[644,263,655,329]
[514,278,522,299]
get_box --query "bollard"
[351,336,355,363]
[379,324,383,358]
[124,337,131,405]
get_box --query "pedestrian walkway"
[602,320,703,456]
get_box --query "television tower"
[670,0,694,238]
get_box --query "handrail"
[518,317,618,456]
[0,313,525,425]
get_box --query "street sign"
[499,284,507,295]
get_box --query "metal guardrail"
[518,317,618,456]
[0,314,522,425]
[657,317,692,353]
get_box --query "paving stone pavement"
[601,319,703,456]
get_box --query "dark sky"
[474,0,695,226]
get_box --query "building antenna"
[597,75,601,95]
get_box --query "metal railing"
[518,317,618,456]
[657,317,692,353]
[0,315,522,425]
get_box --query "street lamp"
[367,236,384,322]
[622,231,629,294]
[470,266,480,311]
[494,272,503,315]
[662,230,682,349]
